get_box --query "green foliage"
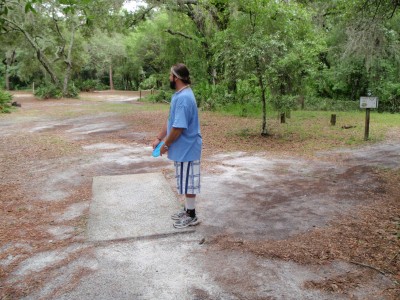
[220,102,267,118]
[34,84,63,99]
[235,79,260,104]
[304,97,360,111]
[60,84,79,98]
[194,78,271,116]
[2,0,400,116]
[0,88,12,113]
[271,95,298,112]
[376,82,400,113]
[140,75,158,90]
[144,89,173,103]
[34,83,79,99]
[193,82,236,111]
[75,79,108,92]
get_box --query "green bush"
[63,85,80,98]
[34,84,79,99]
[193,82,234,111]
[76,79,109,92]
[377,82,400,113]
[0,89,13,113]
[271,95,298,112]
[140,75,158,90]
[145,90,173,103]
[304,97,360,111]
[235,79,261,105]
[34,84,63,99]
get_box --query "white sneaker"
[171,209,186,220]
[173,215,199,229]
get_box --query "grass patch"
[217,101,275,118]
[277,110,396,146]
[204,109,400,156]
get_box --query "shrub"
[145,90,173,103]
[140,75,158,90]
[271,95,298,112]
[235,79,261,105]
[63,85,80,98]
[193,82,233,111]
[377,82,400,113]
[34,84,62,99]
[0,89,13,113]
[34,84,79,99]
[76,79,108,92]
[304,97,359,111]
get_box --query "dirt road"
[0,91,399,299]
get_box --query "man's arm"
[152,122,168,149]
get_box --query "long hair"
[171,63,191,84]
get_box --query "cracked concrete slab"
[87,173,187,242]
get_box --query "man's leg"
[174,194,199,228]
[185,194,196,218]
[173,161,200,228]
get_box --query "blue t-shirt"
[167,87,202,162]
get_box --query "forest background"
[1,0,400,134]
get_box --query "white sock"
[185,197,196,210]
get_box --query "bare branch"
[349,260,392,276]
[126,5,155,28]
[165,29,194,40]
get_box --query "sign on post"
[360,97,378,141]
[360,97,378,109]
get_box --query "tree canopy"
[1,0,400,120]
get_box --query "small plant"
[34,84,63,99]
[63,85,80,98]
[0,89,13,113]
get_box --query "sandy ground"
[0,91,399,299]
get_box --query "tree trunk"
[255,57,268,136]
[280,112,286,124]
[63,26,76,96]
[109,63,114,90]
[299,95,305,110]
[5,66,10,90]
[261,85,268,136]
[3,50,16,90]
[3,17,60,85]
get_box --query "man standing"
[152,63,202,228]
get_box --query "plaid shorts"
[174,160,201,195]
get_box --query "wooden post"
[330,114,336,126]
[139,88,141,100]
[280,112,286,124]
[299,95,305,110]
[364,108,370,141]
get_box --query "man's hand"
[160,143,168,156]
[152,138,161,149]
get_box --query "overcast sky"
[122,0,146,12]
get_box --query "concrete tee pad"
[87,173,183,242]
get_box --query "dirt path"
[0,91,399,299]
